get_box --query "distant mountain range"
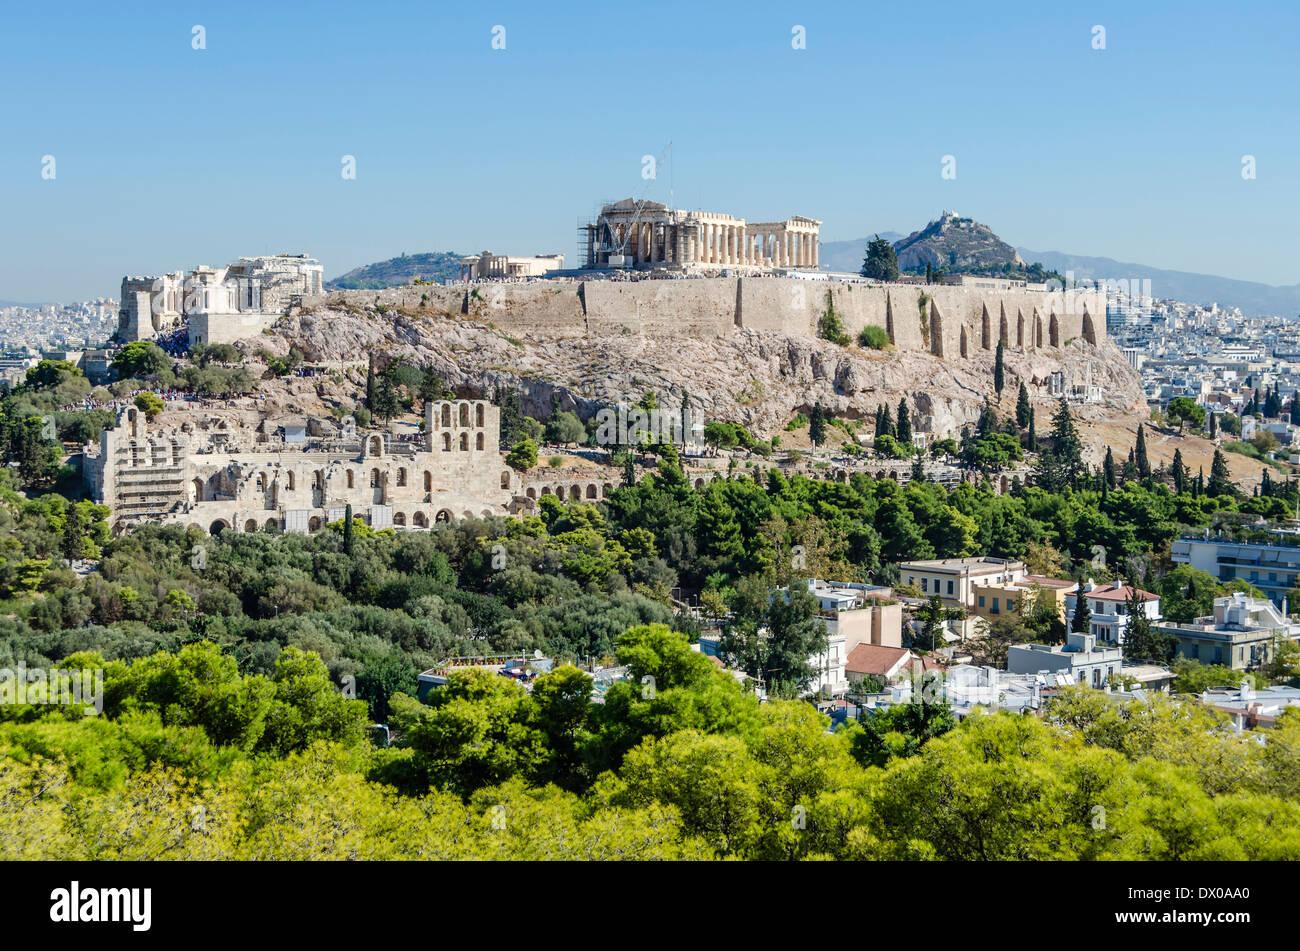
[820,223,1300,317]
[1011,248,1300,318]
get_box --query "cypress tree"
[994,340,1005,395]
[680,388,692,448]
[1135,424,1151,479]
[1265,387,1283,419]
[1103,446,1117,489]
[809,403,828,447]
[343,502,354,556]
[896,398,912,445]
[1208,448,1235,497]
[1015,381,1031,429]
[1038,398,1084,490]
[365,355,376,408]
[1071,590,1091,634]
[878,404,895,439]
[1208,411,1218,438]
[1172,447,1187,494]
[61,502,85,563]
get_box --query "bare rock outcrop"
[273,304,1146,438]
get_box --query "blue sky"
[2,0,1297,301]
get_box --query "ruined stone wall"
[90,401,518,536]
[308,278,1105,356]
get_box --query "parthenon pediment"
[603,198,669,213]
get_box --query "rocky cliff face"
[271,302,1146,438]
[894,211,1025,272]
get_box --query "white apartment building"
[1064,581,1161,646]
[1006,632,1124,688]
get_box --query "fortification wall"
[581,278,739,338]
[309,277,1105,356]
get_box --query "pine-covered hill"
[893,211,1026,273]
[328,252,466,290]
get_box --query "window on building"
[946,580,953,595]
[921,578,928,592]
[978,596,985,608]
[992,597,1000,614]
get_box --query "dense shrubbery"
[4,632,1300,859]
[4,407,1300,858]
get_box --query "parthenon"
[582,199,820,271]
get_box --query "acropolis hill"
[272,274,1145,440]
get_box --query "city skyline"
[3,0,1299,301]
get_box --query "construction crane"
[602,141,672,268]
